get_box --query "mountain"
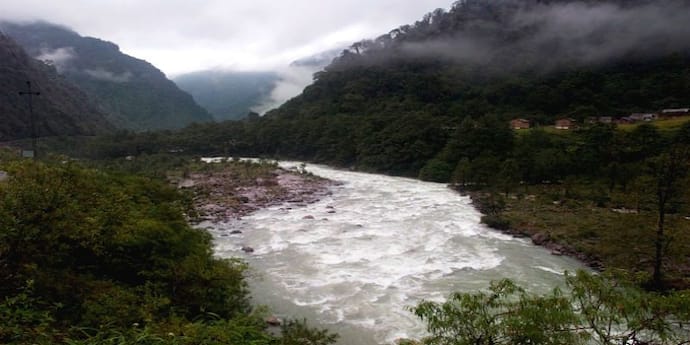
[0,21,213,131]
[173,70,278,121]
[289,48,342,68]
[254,0,690,174]
[0,32,112,141]
[76,0,690,179]
[173,49,342,121]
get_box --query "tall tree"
[649,123,690,289]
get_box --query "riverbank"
[169,160,336,223]
[462,185,690,289]
[466,190,604,270]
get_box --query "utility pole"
[18,81,40,159]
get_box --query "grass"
[513,116,690,135]
[491,184,690,287]
[618,115,690,132]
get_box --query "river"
[204,162,585,345]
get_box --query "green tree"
[412,271,690,345]
[647,123,690,289]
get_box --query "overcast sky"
[0,0,452,76]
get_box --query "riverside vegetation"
[3,151,690,345]
[3,0,690,343]
[0,150,338,345]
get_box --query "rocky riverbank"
[171,161,336,223]
[464,189,605,271]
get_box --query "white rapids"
[205,162,585,345]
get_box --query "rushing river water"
[205,162,585,345]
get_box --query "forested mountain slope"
[174,70,279,121]
[0,33,111,141]
[245,0,690,174]
[0,21,213,130]
[66,0,690,179]
[270,0,690,122]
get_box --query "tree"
[412,271,690,345]
[412,278,580,345]
[647,123,690,289]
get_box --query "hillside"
[72,0,690,178]
[0,21,213,131]
[0,33,111,141]
[249,0,690,172]
[173,48,342,121]
[174,70,278,121]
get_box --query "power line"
[18,81,40,159]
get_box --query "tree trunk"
[652,201,666,289]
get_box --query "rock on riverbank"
[174,164,336,223]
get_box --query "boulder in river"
[303,215,315,220]
[230,230,243,235]
[241,246,254,253]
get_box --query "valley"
[1,0,690,344]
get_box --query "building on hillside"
[630,113,657,122]
[510,118,531,130]
[643,114,657,121]
[661,108,690,118]
[555,118,576,130]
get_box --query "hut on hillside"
[510,118,531,130]
[555,118,576,130]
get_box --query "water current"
[204,162,585,344]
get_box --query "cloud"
[398,0,690,73]
[251,65,318,115]
[35,47,75,73]
[83,68,132,83]
[251,48,342,114]
[0,0,453,75]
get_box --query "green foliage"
[279,319,339,345]
[412,279,580,345]
[419,159,454,182]
[1,21,213,131]
[0,280,56,344]
[0,159,339,344]
[412,271,690,345]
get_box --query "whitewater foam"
[207,162,585,344]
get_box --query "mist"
[84,68,132,83]
[395,0,690,73]
[251,65,317,114]
[35,47,75,73]
[252,48,341,114]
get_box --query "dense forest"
[70,0,690,174]
[0,21,213,131]
[0,153,338,344]
[0,33,111,141]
